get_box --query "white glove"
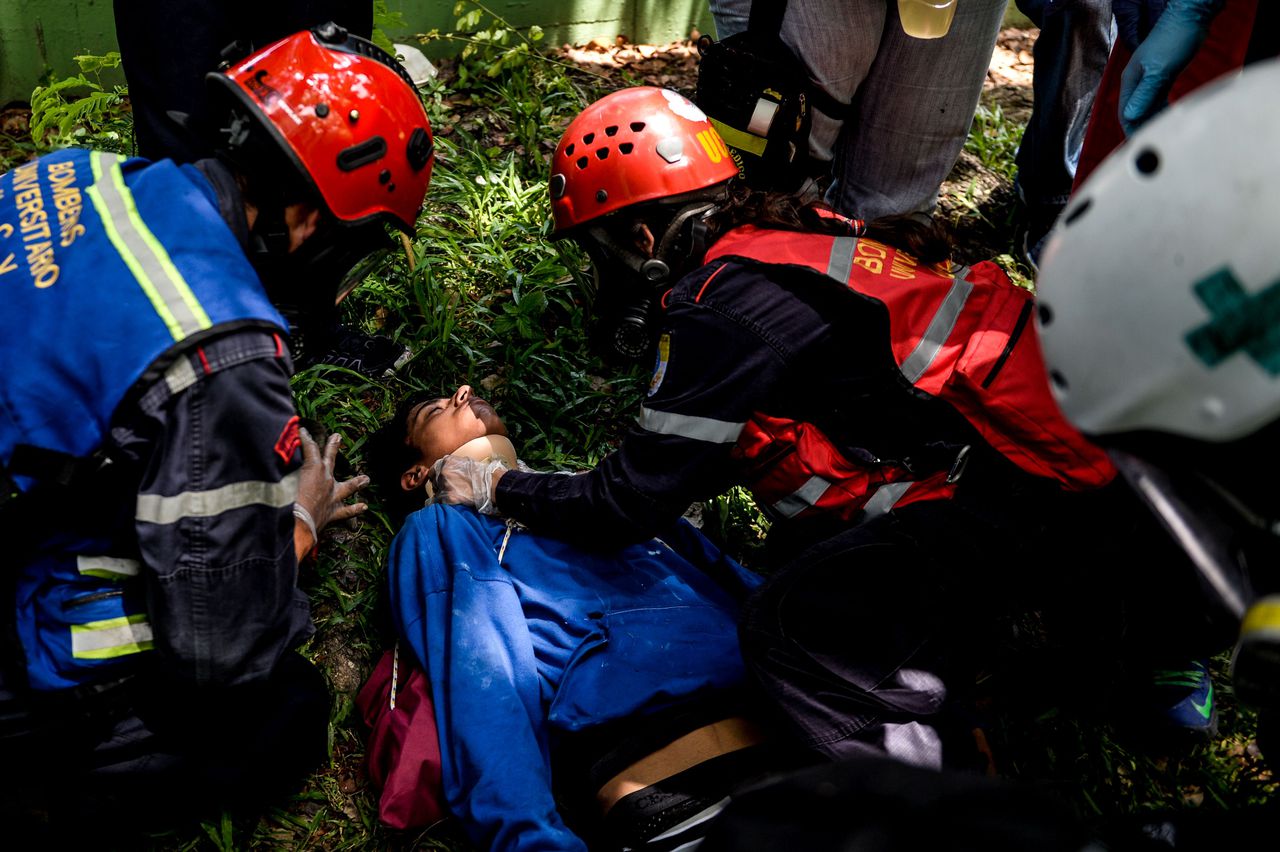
[430,455,509,515]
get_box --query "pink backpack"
[357,645,448,830]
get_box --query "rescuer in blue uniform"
[0,25,434,832]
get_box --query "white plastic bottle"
[897,0,958,39]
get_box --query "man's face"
[405,385,507,469]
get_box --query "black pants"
[700,753,1280,852]
[0,653,329,838]
[112,0,373,162]
[740,477,1233,767]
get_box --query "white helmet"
[1037,59,1280,444]
[1036,61,1280,666]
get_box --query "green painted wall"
[390,0,713,54]
[1,0,118,104]
[0,0,713,104]
[0,1,1031,105]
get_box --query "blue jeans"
[710,0,1007,220]
[1014,0,1115,212]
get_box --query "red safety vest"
[704,224,1117,523]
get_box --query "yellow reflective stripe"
[709,118,768,157]
[1241,596,1280,638]
[76,555,141,580]
[86,152,212,342]
[70,614,154,660]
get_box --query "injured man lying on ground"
[364,385,791,851]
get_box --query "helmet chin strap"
[584,225,656,281]
[652,201,716,281]
[585,200,719,287]
[249,210,393,356]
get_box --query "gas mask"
[580,199,719,363]
[249,209,394,360]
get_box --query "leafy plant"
[703,486,771,569]
[29,52,132,155]
[964,101,1024,183]
[371,0,408,56]
[419,2,547,85]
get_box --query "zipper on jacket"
[64,589,125,610]
[980,300,1035,389]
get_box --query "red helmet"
[549,87,739,236]
[209,24,433,232]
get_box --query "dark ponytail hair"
[704,182,953,268]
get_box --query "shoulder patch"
[648,333,671,397]
[274,415,301,466]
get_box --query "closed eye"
[412,399,447,431]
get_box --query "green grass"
[941,92,1034,289]
[966,101,1024,183]
[8,8,1274,847]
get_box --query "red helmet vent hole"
[596,148,609,160]
[576,156,589,170]
[583,132,595,145]
[619,143,634,155]
[630,122,645,132]
[565,143,575,156]
[337,136,388,171]
[605,125,619,136]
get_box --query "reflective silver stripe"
[87,151,212,342]
[70,616,154,659]
[864,481,913,518]
[77,555,140,579]
[883,721,943,771]
[826,236,858,282]
[650,796,731,843]
[772,475,833,519]
[899,272,974,384]
[638,407,745,444]
[136,470,300,525]
[164,356,199,395]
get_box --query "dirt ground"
[554,27,1036,107]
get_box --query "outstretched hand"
[295,428,369,540]
[430,455,508,515]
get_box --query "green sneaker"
[1144,660,1218,736]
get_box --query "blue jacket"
[0,149,288,690]
[388,504,761,852]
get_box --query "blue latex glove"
[1112,0,1167,52]
[1118,0,1225,135]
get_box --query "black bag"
[694,0,817,192]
